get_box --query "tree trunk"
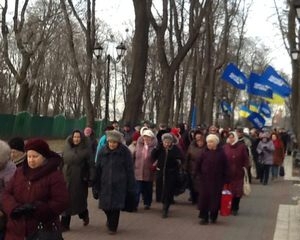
[17,82,32,112]
[122,0,150,126]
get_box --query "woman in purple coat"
[2,138,69,240]
[223,131,249,216]
[195,134,228,224]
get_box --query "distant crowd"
[0,121,292,239]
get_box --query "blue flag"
[247,112,265,129]
[247,72,273,98]
[191,105,197,129]
[259,102,271,118]
[260,66,291,97]
[249,101,259,113]
[221,63,247,90]
[220,100,232,113]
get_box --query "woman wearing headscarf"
[270,132,285,180]
[93,130,136,234]
[2,138,69,240]
[223,131,249,216]
[133,129,157,210]
[195,134,228,224]
[185,130,206,204]
[61,130,95,231]
[256,132,275,185]
[7,137,26,167]
[151,133,184,218]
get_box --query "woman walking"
[134,129,157,210]
[195,134,228,224]
[61,130,95,231]
[256,132,275,185]
[151,133,184,218]
[93,130,136,234]
[2,138,69,240]
[185,130,206,204]
[271,132,285,180]
[223,131,249,216]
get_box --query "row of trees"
[0,0,294,137]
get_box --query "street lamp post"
[93,42,126,126]
[291,49,300,60]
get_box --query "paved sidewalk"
[63,156,300,240]
[273,156,300,240]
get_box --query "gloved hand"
[11,203,36,219]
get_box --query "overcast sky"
[96,0,291,76]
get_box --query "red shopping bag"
[220,189,232,216]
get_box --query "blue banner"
[259,102,271,118]
[191,105,197,129]
[260,66,291,97]
[247,72,273,98]
[221,63,247,90]
[247,112,265,129]
[220,100,232,113]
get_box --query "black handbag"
[122,191,136,212]
[174,169,189,196]
[27,222,63,240]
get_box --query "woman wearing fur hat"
[133,129,157,210]
[223,132,249,216]
[0,140,17,239]
[61,130,95,231]
[151,133,184,218]
[2,138,69,240]
[93,130,136,234]
[195,134,228,224]
[256,132,275,185]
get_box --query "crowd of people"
[0,121,290,239]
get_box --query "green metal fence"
[0,112,104,139]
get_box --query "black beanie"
[8,137,25,152]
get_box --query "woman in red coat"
[223,131,249,216]
[271,132,285,180]
[2,138,69,240]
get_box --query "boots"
[162,204,169,218]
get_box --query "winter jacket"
[223,142,249,197]
[94,144,136,210]
[256,140,275,165]
[2,154,69,240]
[62,136,95,215]
[134,136,157,182]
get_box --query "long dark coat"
[195,147,228,213]
[223,142,249,197]
[2,154,69,240]
[62,136,95,215]
[151,144,184,203]
[94,144,136,210]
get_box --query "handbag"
[243,167,251,196]
[279,166,285,177]
[220,189,233,216]
[174,169,189,196]
[27,222,63,240]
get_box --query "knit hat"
[106,130,123,143]
[0,140,11,164]
[140,126,148,136]
[25,138,51,158]
[161,133,174,142]
[8,137,24,152]
[142,129,155,138]
[84,127,93,137]
[206,134,220,144]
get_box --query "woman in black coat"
[93,130,136,234]
[151,133,184,218]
